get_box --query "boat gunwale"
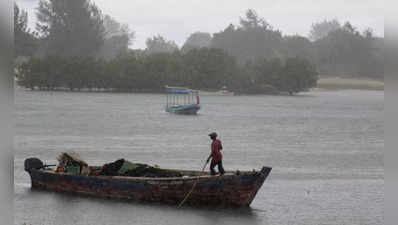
[35,168,263,182]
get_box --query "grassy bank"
[316,77,384,91]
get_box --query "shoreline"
[315,77,384,91]
[16,77,384,96]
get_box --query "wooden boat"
[165,86,200,115]
[24,158,272,207]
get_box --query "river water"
[14,88,383,225]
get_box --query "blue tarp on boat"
[167,89,190,94]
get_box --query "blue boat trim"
[165,104,201,115]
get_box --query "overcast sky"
[16,0,384,49]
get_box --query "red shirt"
[211,139,223,162]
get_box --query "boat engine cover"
[24,158,44,172]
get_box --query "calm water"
[14,88,384,225]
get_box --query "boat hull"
[27,167,271,207]
[165,104,200,115]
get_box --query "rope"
[178,160,208,208]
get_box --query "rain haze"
[17,0,384,49]
[14,0,384,225]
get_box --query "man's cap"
[208,132,217,138]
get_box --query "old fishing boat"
[24,152,272,207]
[165,86,200,115]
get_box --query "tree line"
[141,10,383,80]
[14,1,381,94]
[16,48,317,95]
[186,10,383,80]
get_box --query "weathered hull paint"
[165,104,200,115]
[27,167,271,207]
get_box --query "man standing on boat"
[206,132,225,175]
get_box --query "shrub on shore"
[317,77,384,90]
[15,49,318,95]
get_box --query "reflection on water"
[17,187,265,225]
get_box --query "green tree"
[98,15,135,59]
[283,35,314,61]
[314,22,383,78]
[145,35,179,54]
[309,19,341,41]
[239,9,270,30]
[14,3,37,57]
[16,58,41,89]
[276,57,318,95]
[181,32,212,53]
[211,9,284,64]
[248,58,282,85]
[182,48,238,90]
[36,0,105,57]
[139,52,183,91]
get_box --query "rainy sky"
[16,0,385,49]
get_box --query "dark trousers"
[210,160,225,175]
